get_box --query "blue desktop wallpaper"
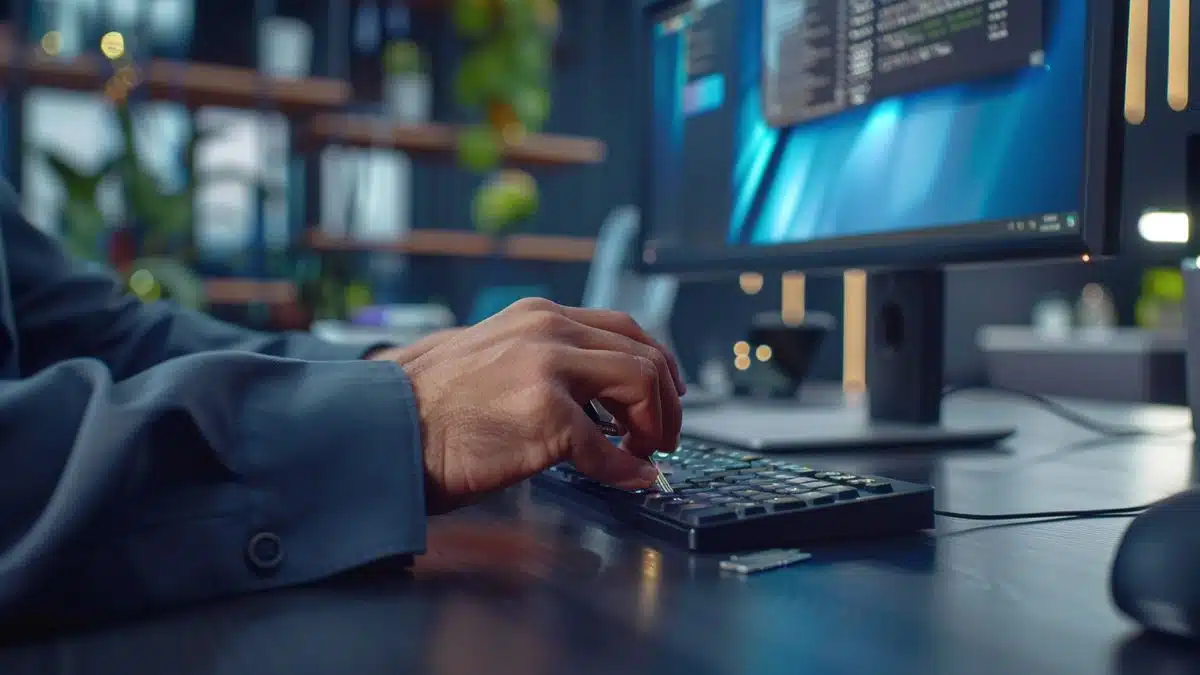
[649,0,1087,249]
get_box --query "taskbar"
[641,210,1083,270]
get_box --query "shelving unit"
[0,36,351,113]
[305,230,596,262]
[2,5,606,314]
[298,114,606,166]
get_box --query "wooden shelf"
[204,278,298,305]
[0,38,351,114]
[299,114,606,166]
[304,230,596,263]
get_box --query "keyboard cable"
[931,385,1188,522]
[942,384,1194,438]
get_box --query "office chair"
[583,206,723,407]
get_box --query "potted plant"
[27,146,120,263]
[383,39,433,123]
[451,0,557,237]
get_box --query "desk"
[3,395,1200,675]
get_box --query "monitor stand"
[681,269,1015,452]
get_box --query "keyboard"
[533,439,935,552]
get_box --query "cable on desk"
[942,385,1193,438]
[933,499,1163,522]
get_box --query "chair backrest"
[582,205,641,310]
[581,206,678,342]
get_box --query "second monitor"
[636,0,1125,451]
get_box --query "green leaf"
[383,40,428,75]
[511,87,550,130]
[453,0,495,39]
[457,125,503,172]
[33,146,112,203]
[455,47,509,108]
[60,200,107,261]
[127,256,205,310]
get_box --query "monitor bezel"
[633,0,1126,277]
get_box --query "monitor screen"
[641,0,1116,272]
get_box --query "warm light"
[40,31,62,56]
[734,355,752,371]
[755,344,772,361]
[739,272,764,295]
[1081,254,1091,263]
[843,269,867,393]
[781,271,806,324]
[1138,210,1190,244]
[733,341,750,356]
[100,32,125,60]
[637,548,662,633]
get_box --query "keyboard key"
[777,486,808,495]
[681,507,738,525]
[643,495,673,508]
[795,491,836,505]
[652,497,691,511]
[665,500,708,515]
[767,497,806,511]
[741,491,774,501]
[813,471,846,480]
[848,478,893,493]
[804,481,837,489]
[708,496,737,504]
[728,502,768,516]
[819,486,860,500]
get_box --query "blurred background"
[0,0,1193,403]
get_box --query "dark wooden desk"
[3,394,1200,675]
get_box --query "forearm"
[0,352,426,625]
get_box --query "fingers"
[557,318,681,454]
[566,405,659,489]
[556,306,686,395]
[548,346,666,458]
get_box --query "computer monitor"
[636,0,1126,451]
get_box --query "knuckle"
[616,312,641,332]
[536,344,569,377]
[634,356,659,388]
[644,346,669,373]
[524,310,566,337]
[512,297,555,314]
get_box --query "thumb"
[566,409,659,490]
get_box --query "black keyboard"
[533,439,935,552]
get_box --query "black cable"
[931,385,1183,522]
[943,384,1193,437]
[934,499,1161,522]
[937,512,1142,538]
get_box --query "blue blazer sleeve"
[0,188,427,625]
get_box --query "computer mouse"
[1111,487,1200,640]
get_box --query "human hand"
[367,328,466,366]
[401,298,685,514]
